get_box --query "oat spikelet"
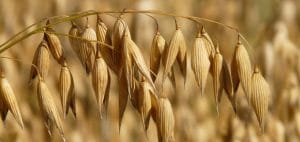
[176,30,188,84]
[201,27,215,60]
[124,32,156,90]
[212,46,224,113]
[150,32,166,81]
[112,17,130,71]
[59,61,76,118]
[0,86,8,122]
[44,26,64,63]
[222,62,236,112]
[130,82,139,111]
[30,40,50,82]
[78,25,97,73]
[118,71,129,130]
[154,97,175,142]
[73,18,88,31]
[92,54,110,118]
[96,16,115,73]
[121,32,135,95]
[0,73,24,128]
[69,22,80,55]
[162,29,185,82]
[37,77,64,137]
[96,16,107,46]
[231,51,240,94]
[103,68,110,118]
[231,38,252,100]
[191,33,211,95]
[251,67,269,131]
[137,78,155,130]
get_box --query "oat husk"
[150,32,166,81]
[118,71,129,130]
[137,78,155,130]
[162,29,186,83]
[191,33,211,95]
[0,73,24,128]
[231,39,252,100]
[30,40,50,82]
[78,25,97,74]
[59,61,76,118]
[92,53,110,118]
[201,27,215,61]
[212,46,224,113]
[69,22,80,56]
[37,77,64,137]
[96,16,116,73]
[222,61,237,112]
[153,97,175,142]
[112,17,130,72]
[251,67,269,131]
[44,23,64,63]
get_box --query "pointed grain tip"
[201,26,206,34]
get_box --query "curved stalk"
[0,9,251,54]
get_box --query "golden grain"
[150,32,166,81]
[201,27,215,61]
[59,61,76,118]
[137,78,155,130]
[45,26,64,63]
[154,97,175,142]
[69,22,80,55]
[162,29,185,82]
[112,17,130,71]
[78,25,97,73]
[118,71,129,130]
[212,46,223,113]
[30,40,50,82]
[251,67,269,130]
[37,77,64,137]
[231,39,252,101]
[92,54,110,118]
[0,72,24,128]
[96,16,116,73]
[191,33,211,95]
[222,61,236,112]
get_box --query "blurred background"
[1,0,300,142]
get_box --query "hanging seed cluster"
[0,12,270,142]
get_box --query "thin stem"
[0,19,45,47]
[0,9,250,54]
[44,31,116,52]
[238,33,256,65]
[0,56,41,78]
[173,17,179,30]
[143,14,159,32]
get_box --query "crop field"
[0,0,300,142]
